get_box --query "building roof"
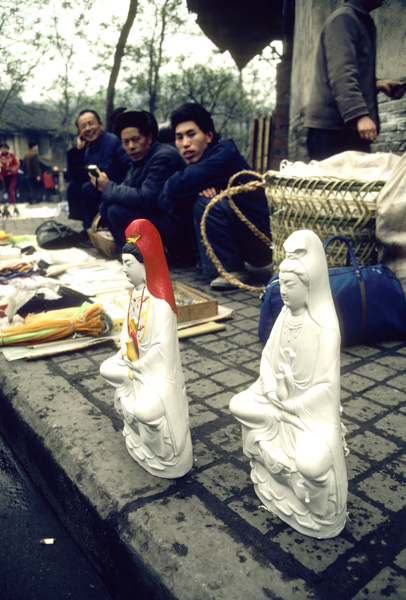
[0,99,58,134]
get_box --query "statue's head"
[281,230,338,330]
[279,258,309,317]
[121,243,146,290]
[123,219,177,314]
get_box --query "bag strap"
[200,170,272,292]
[323,235,359,268]
[323,235,367,340]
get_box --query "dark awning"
[186,0,291,69]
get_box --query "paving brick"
[342,396,387,423]
[373,411,406,442]
[205,421,243,454]
[205,391,234,412]
[211,368,253,387]
[342,372,376,394]
[186,377,225,399]
[195,462,250,501]
[353,566,406,599]
[189,403,218,428]
[358,469,406,512]
[376,355,406,371]
[394,547,406,570]
[345,346,381,359]
[346,493,388,541]
[345,452,372,480]
[363,385,406,408]
[353,362,398,381]
[349,430,401,464]
[387,373,406,391]
[273,527,353,573]
[188,357,228,376]
[228,493,282,535]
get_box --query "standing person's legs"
[4,175,17,204]
[307,128,371,161]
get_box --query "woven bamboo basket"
[87,213,120,259]
[264,173,385,273]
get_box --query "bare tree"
[105,0,139,127]
[0,0,50,121]
[46,0,97,150]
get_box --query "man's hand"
[76,135,88,150]
[357,115,378,142]
[376,80,406,99]
[198,187,218,198]
[89,171,109,191]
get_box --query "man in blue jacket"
[90,109,189,259]
[67,109,131,234]
[159,103,272,290]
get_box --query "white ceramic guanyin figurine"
[100,219,193,478]
[230,230,347,538]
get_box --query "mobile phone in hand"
[88,165,102,177]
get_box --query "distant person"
[0,143,20,204]
[42,166,58,203]
[305,0,406,161]
[90,109,190,260]
[66,109,131,236]
[22,140,43,204]
[158,102,272,290]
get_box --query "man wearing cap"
[90,109,189,259]
[67,109,131,235]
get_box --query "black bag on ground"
[35,220,84,249]
[258,235,406,347]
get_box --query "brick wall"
[372,95,406,156]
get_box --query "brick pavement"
[0,209,405,599]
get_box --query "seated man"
[91,109,190,260]
[158,103,272,289]
[66,109,131,234]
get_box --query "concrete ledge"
[0,349,308,600]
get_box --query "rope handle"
[199,170,272,292]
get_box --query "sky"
[21,0,280,107]
[22,1,230,102]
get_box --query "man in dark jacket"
[91,109,189,258]
[22,141,43,204]
[305,0,405,160]
[67,109,131,233]
[158,103,272,290]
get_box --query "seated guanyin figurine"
[100,219,193,478]
[230,230,347,538]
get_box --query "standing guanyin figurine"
[100,219,193,478]
[230,230,347,538]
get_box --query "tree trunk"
[105,0,139,128]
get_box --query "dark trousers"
[27,178,44,204]
[99,201,192,257]
[307,128,371,161]
[67,181,102,230]
[192,195,272,277]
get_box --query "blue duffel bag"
[258,235,406,347]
